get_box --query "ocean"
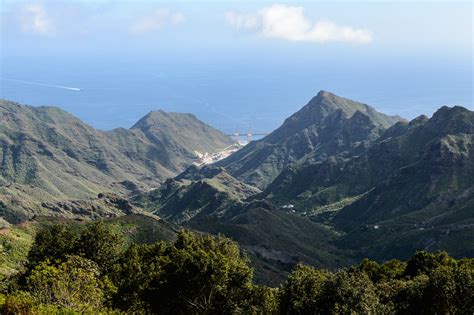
[1,53,472,134]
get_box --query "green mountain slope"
[132,165,260,223]
[2,91,473,281]
[331,106,474,260]
[216,91,404,189]
[0,213,179,280]
[186,204,351,285]
[255,104,474,261]
[132,165,351,284]
[132,92,473,277]
[0,100,232,222]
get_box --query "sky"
[0,0,472,132]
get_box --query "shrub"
[320,270,380,314]
[27,255,116,312]
[279,264,330,314]
[146,231,255,313]
[404,251,456,278]
[2,290,35,315]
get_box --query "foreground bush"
[27,221,125,274]
[1,222,473,314]
[113,231,257,313]
[27,255,116,311]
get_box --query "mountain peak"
[409,114,429,127]
[432,105,471,119]
[430,106,473,125]
[131,110,196,130]
[281,91,404,133]
[428,105,474,135]
[316,90,336,99]
[314,90,357,105]
[218,92,405,189]
[129,107,233,157]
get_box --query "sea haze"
[1,51,472,134]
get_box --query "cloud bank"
[226,4,373,44]
[131,9,185,34]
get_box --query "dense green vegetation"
[0,224,36,291]
[1,221,472,314]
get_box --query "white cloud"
[131,8,185,34]
[19,3,55,36]
[226,4,373,44]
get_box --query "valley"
[1,91,472,285]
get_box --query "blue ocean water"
[1,53,472,134]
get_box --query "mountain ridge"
[216,90,405,189]
[135,93,473,277]
[1,92,472,282]
[0,99,233,222]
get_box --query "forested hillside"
[1,222,472,314]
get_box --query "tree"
[27,222,125,275]
[111,242,168,312]
[423,265,474,314]
[27,255,116,312]
[247,285,279,314]
[356,259,381,282]
[279,264,330,314]
[320,270,380,314]
[143,231,254,314]
[7,223,474,314]
[76,221,125,273]
[356,258,406,283]
[27,224,80,268]
[379,259,406,281]
[404,251,456,278]
[2,291,35,315]
[390,274,429,314]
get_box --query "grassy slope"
[0,223,35,279]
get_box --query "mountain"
[132,92,473,279]
[132,165,260,223]
[216,91,404,189]
[252,103,474,261]
[130,87,412,280]
[130,110,233,159]
[2,91,473,284]
[332,106,474,260]
[0,99,233,223]
[132,165,351,284]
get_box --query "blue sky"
[0,1,472,131]
[2,1,471,53]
